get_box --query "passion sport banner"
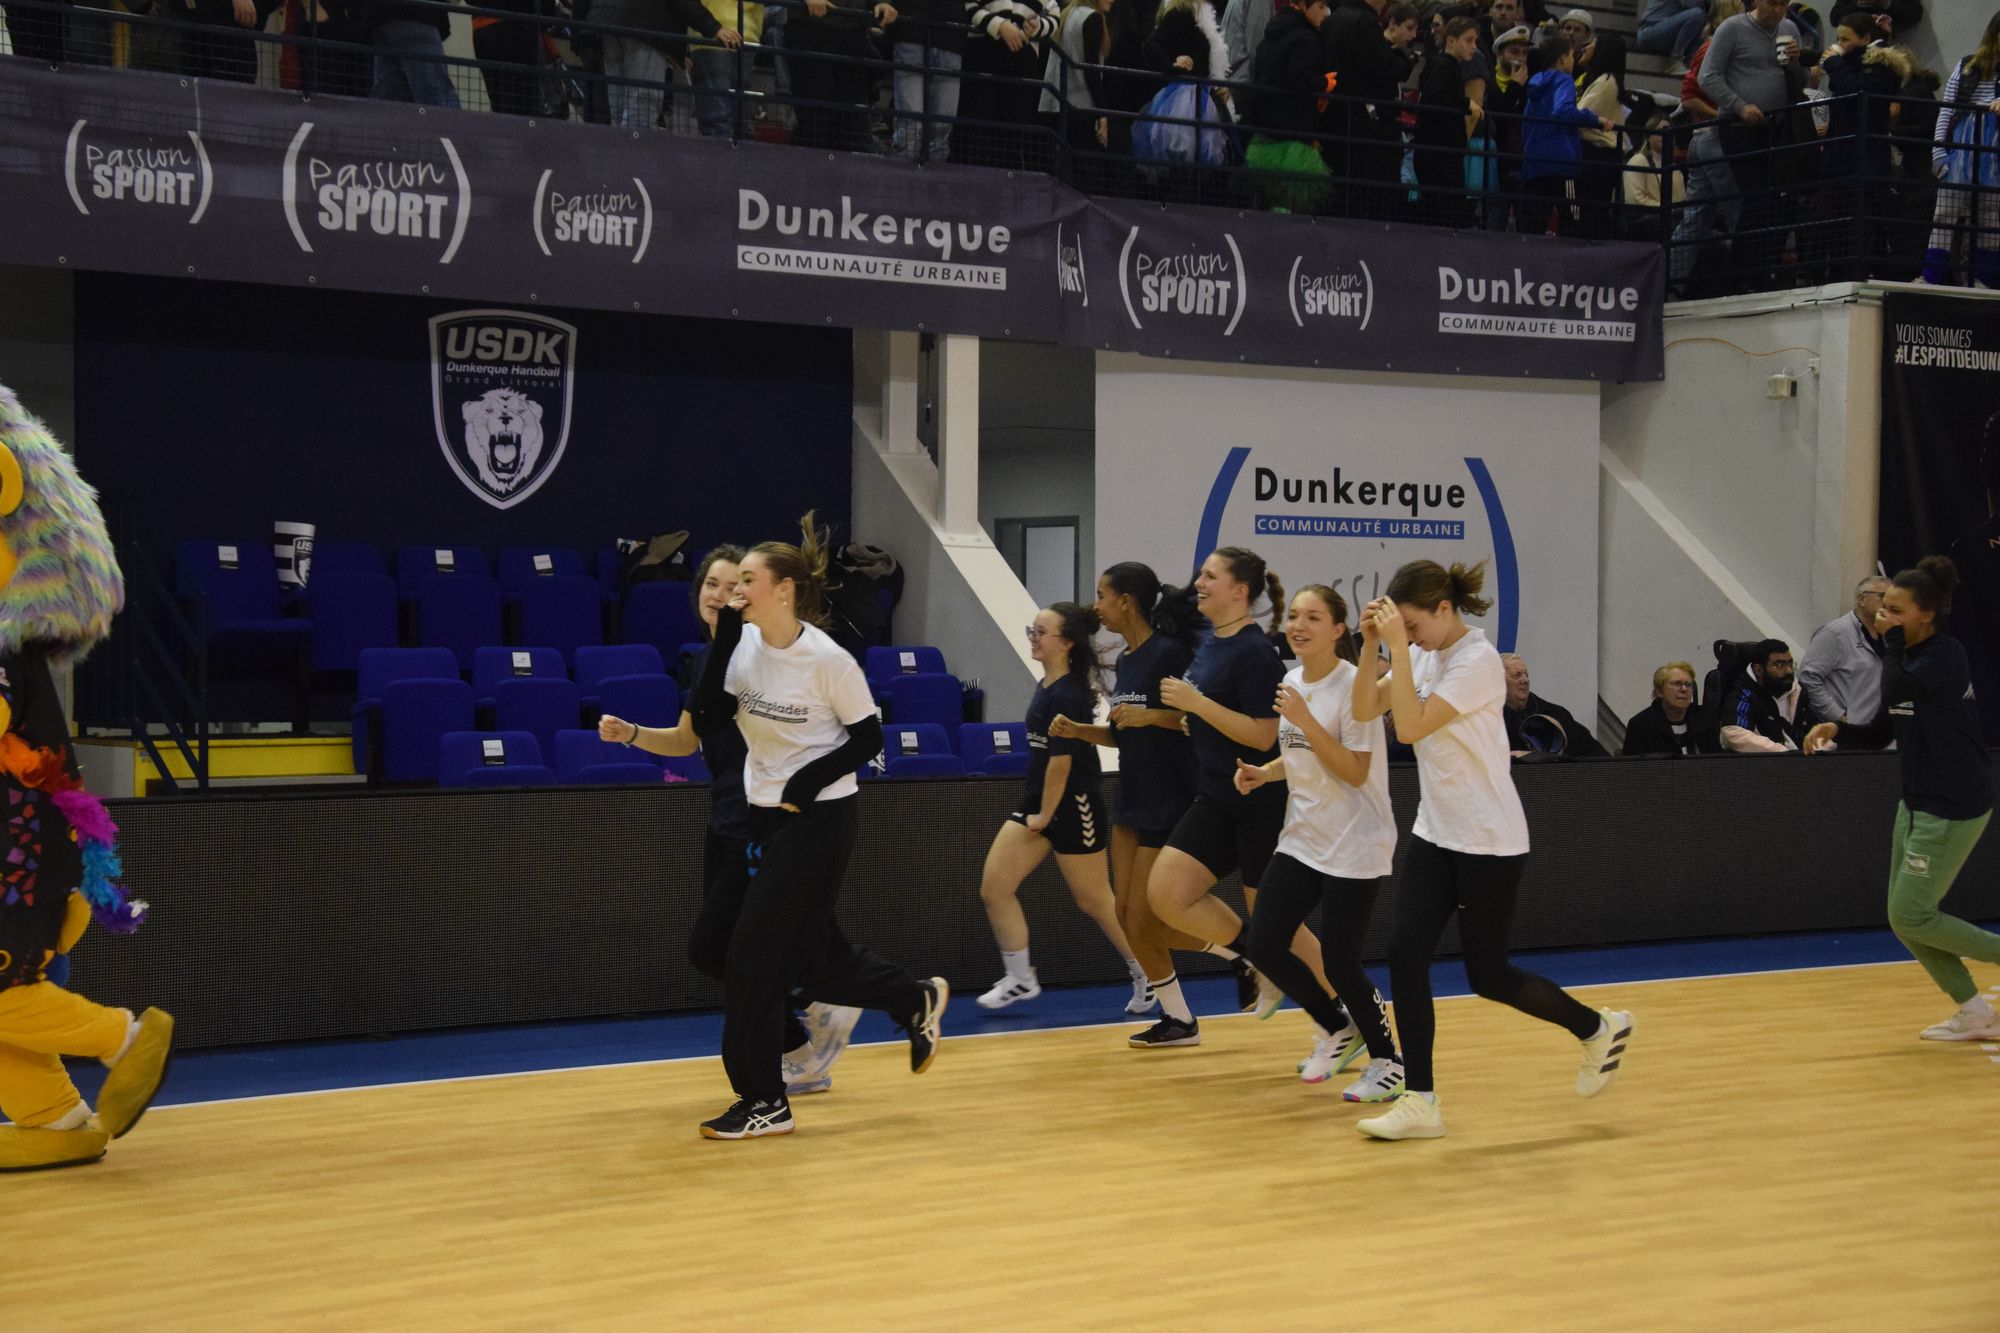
[0,62,1663,383]
[1878,289,2000,741]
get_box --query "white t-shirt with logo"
[1406,627,1530,856]
[1275,661,1396,879]
[724,621,878,808]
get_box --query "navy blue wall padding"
[661,752,712,783]
[75,276,853,563]
[620,583,704,662]
[438,729,544,784]
[876,674,965,747]
[865,645,948,680]
[497,547,588,601]
[417,574,504,673]
[396,546,491,601]
[308,573,399,673]
[490,677,581,761]
[574,644,666,698]
[311,543,388,578]
[351,647,460,771]
[517,575,604,663]
[377,678,474,783]
[471,645,567,706]
[592,674,681,729]
[574,763,666,786]
[885,754,966,779]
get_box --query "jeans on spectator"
[762,0,791,102]
[689,46,747,138]
[370,20,459,107]
[1636,7,1705,64]
[1670,128,1740,285]
[890,41,960,162]
[603,35,668,130]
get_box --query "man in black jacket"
[1719,638,1819,752]
[1319,0,1416,217]
[1501,652,1609,758]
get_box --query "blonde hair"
[1652,660,1695,696]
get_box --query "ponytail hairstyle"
[1101,561,1204,653]
[749,511,833,628]
[1892,554,1961,616]
[1294,583,1359,663]
[1048,601,1107,698]
[1384,558,1493,617]
[690,543,748,639]
[1213,545,1287,644]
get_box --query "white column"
[936,333,981,536]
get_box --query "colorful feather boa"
[0,733,145,934]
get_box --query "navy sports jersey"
[1109,633,1198,831]
[1021,672,1101,814]
[1838,631,1993,822]
[1185,627,1286,811]
[690,641,750,839]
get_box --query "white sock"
[1002,949,1034,983]
[1151,974,1193,1023]
[1202,942,1240,963]
[46,1101,94,1131]
[1126,957,1148,984]
[1410,1090,1438,1104]
[1961,995,1995,1018]
[101,1013,139,1068]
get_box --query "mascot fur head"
[0,384,124,666]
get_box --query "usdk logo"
[1056,220,1087,306]
[283,122,471,262]
[1288,256,1372,329]
[429,310,576,510]
[532,171,654,263]
[1117,228,1246,335]
[63,121,212,221]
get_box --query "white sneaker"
[1576,1008,1635,1098]
[782,1047,831,1096]
[1125,974,1157,1016]
[1342,1057,1406,1104]
[1297,1022,1367,1083]
[1357,1091,1445,1141]
[1254,969,1285,1020]
[1920,1004,2000,1041]
[977,973,1041,1010]
[797,1003,863,1080]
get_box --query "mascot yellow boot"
[0,382,172,1171]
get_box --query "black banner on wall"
[1878,290,2000,740]
[0,62,1665,383]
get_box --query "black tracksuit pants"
[1244,851,1396,1061]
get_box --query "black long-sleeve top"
[1835,628,1993,821]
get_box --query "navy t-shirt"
[1185,627,1286,812]
[1109,633,1197,830]
[1842,632,1993,822]
[690,642,750,840]
[1022,673,1100,814]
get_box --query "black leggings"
[689,828,808,1054]
[722,799,927,1102]
[1389,837,1598,1093]
[1244,853,1395,1061]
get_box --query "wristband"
[623,722,640,748]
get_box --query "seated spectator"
[1621,113,1686,237]
[1622,661,1714,755]
[1800,574,1889,723]
[1501,652,1609,757]
[1638,0,1707,69]
[1720,638,1819,751]
[364,0,461,106]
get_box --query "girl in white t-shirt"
[685,512,948,1141]
[1233,587,1404,1103]
[1350,559,1633,1143]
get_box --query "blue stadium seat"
[674,640,709,685]
[351,646,459,773]
[977,751,1033,777]
[416,572,502,673]
[594,546,625,601]
[517,574,604,663]
[574,761,666,785]
[620,582,703,661]
[884,722,953,758]
[661,751,713,783]
[496,546,587,600]
[552,727,667,783]
[308,572,399,673]
[490,676,581,761]
[865,645,948,681]
[593,674,682,729]
[471,645,566,709]
[885,754,965,779]
[395,545,489,601]
[960,722,1031,774]
[876,674,964,746]
[438,730,549,786]
[176,539,313,670]
[456,764,558,787]
[310,542,387,578]
[376,678,474,783]
[574,644,666,702]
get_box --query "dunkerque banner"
[0,62,1664,382]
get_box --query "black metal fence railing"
[3,0,1999,298]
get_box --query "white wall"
[1908,11,1988,84]
[978,340,1095,601]
[1597,284,1883,725]
[0,265,76,450]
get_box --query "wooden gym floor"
[13,960,2000,1332]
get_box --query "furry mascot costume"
[0,382,171,1171]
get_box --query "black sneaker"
[1231,957,1260,1013]
[698,1097,795,1140]
[909,976,948,1074]
[1128,1015,1201,1048]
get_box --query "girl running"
[1234,585,1404,1100]
[1053,563,1209,1034]
[1144,546,1350,1052]
[603,548,861,1099]
[1805,556,2000,1041]
[975,602,1146,1009]
[1351,559,1632,1142]
[685,513,947,1140]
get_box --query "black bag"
[618,531,692,589]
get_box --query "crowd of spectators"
[3,0,1996,284]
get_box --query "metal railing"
[4,0,1999,296]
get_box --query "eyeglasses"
[1663,680,1694,690]
[1024,625,1047,641]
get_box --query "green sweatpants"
[1887,802,2000,1003]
